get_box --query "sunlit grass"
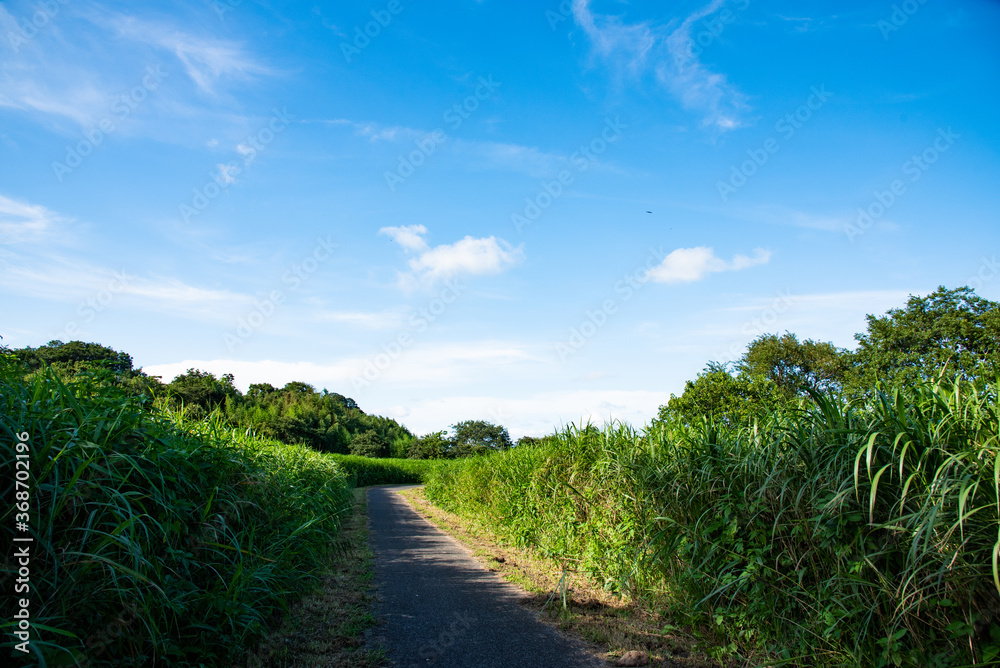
[0,364,354,666]
[426,378,1000,666]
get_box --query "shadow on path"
[367,486,606,668]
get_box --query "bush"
[425,379,1000,666]
[0,362,353,666]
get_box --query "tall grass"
[327,453,450,487]
[1,364,354,666]
[425,379,1000,666]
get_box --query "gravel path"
[367,485,606,668]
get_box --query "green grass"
[327,453,451,486]
[0,363,354,666]
[425,379,1000,666]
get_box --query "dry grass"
[399,487,726,668]
[245,489,386,668]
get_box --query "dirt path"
[366,485,606,667]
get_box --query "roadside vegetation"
[0,346,457,666]
[425,286,1000,666]
[0,362,356,666]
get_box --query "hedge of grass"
[1,364,353,667]
[426,380,1000,666]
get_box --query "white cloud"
[658,0,750,131]
[572,0,658,78]
[380,226,524,286]
[379,224,429,252]
[408,236,524,283]
[216,162,239,184]
[108,15,271,95]
[382,389,672,438]
[0,194,66,244]
[649,246,771,284]
[572,0,749,131]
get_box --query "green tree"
[349,430,390,458]
[408,431,453,459]
[657,362,788,428]
[450,420,512,457]
[167,369,241,411]
[16,340,134,376]
[846,286,1000,394]
[736,333,850,398]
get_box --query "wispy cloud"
[572,0,750,131]
[649,246,771,284]
[451,140,568,177]
[0,194,67,244]
[380,226,524,288]
[316,309,409,330]
[106,14,271,95]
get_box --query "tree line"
[8,285,998,456]
[658,286,1000,427]
[7,342,514,459]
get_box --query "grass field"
[0,363,441,666]
[425,380,1000,666]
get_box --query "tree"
[516,435,559,448]
[16,340,134,376]
[657,362,788,428]
[450,420,512,457]
[408,431,453,459]
[282,381,316,395]
[736,333,850,398]
[349,430,390,458]
[167,369,241,411]
[847,286,1000,394]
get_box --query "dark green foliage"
[166,368,241,412]
[737,332,851,396]
[349,430,389,458]
[847,286,1000,393]
[14,339,135,376]
[450,419,512,457]
[515,435,559,448]
[657,361,788,428]
[408,430,452,459]
[0,359,354,666]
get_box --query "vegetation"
[0,360,356,666]
[426,286,1000,666]
[659,286,999,428]
[328,454,452,487]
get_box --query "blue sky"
[2,0,998,437]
